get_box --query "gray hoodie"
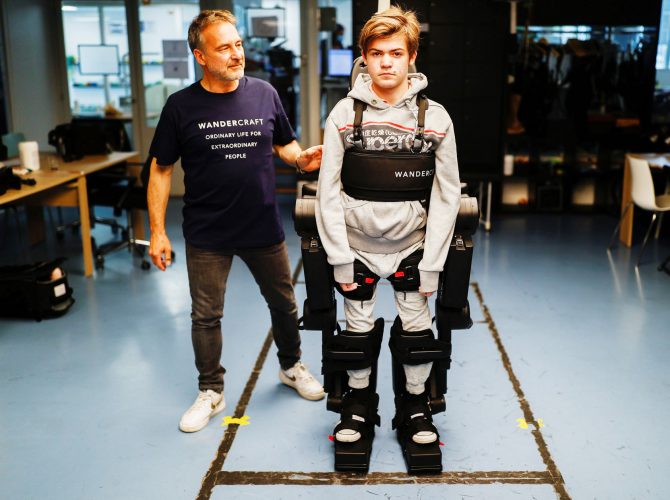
[315,73,461,293]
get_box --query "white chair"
[609,157,670,267]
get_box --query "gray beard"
[211,67,244,82]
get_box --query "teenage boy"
[315,6,461,452]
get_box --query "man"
[148,9,324,433]
[315,6,461,455]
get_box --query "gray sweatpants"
[344,243,433,395]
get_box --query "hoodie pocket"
[341,192,376,235]
[410,200,428,228]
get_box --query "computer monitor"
[328,49,353,77]
[78,45,120,75]
[246,8,285,38]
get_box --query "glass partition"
[61,1,131,117]
[139,1,200,128]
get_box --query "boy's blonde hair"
[188,9,237,52]
[358,6,420,56]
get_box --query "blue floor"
[1,202,669,499]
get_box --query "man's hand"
[149,232,173,271]
[147,158,173,271]
[420,291,434,297]
[297,145,323,173]
[340,282,358,292]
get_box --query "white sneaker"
[179,390,226,433]
[279,361,325,401]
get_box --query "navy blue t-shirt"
[149,77,296,249]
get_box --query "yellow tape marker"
[517,418,545,429]
[222,415,251,427]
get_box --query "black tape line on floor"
[196,260,304,500]
[471,282,572,500]
[215,470,553,486]
[198,272,571,498]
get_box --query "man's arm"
[147,157,174,271]
[273,140,322,173]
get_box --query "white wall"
[2,0,69,146]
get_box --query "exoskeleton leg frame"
[389,316,451,473]
[323,318,384,472]
[294,180,479,474]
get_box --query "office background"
[1,1,670,499]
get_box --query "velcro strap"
[392,412,437,435]
[341,403,381,427]
[334,413,380,438]
[326,334,368,359]
[323,331,380,372]
[344,394,381,425]
[324,318,384,372]
[388,250,423,292]
[335,260,379,301]
[389,329,451,365]
[341,401,368,419]
[392,394,434,431]
[334,418,366,436]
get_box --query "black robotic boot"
[332,388,381,472]
[392,391,442,474]
[323,317,385,472]
[389,316,450,474]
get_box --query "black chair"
[87,156,170,271]
[54,118,131,238]
[63,117,131,232]
[70,117,132,153]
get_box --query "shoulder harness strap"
[411,94,429,153]
[352,99,366,147]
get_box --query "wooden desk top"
[47,151,141,175]
[0,151,140,205]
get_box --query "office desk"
[620,153,670,247]
[0,151,142,276]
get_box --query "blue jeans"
[185,241,302,392]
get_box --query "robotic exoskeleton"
[295,182,477,473]
[294,170,477,473]
[293,58,478,475]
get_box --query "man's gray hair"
[187,9,236,52]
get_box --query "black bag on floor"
[0,259,75,320]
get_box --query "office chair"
[70,117,132,152]
[55,118,132,239]
[608,157,670,267]
[87,156,148,270]
[87,156,176,270]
